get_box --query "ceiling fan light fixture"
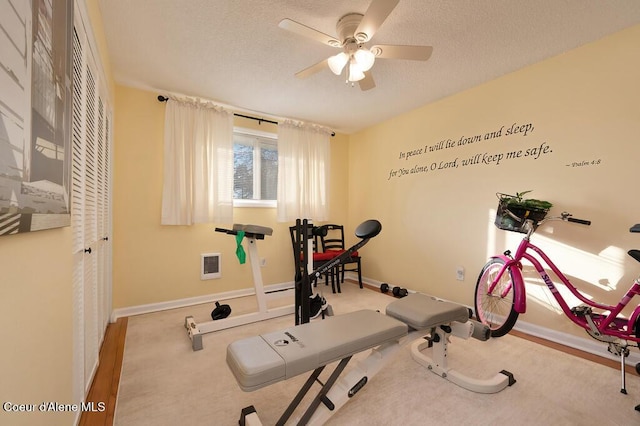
[348,61,366,82]
[354,47,375,71]
[280,0,430,91]
[328,52,349,75]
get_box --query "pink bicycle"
[474,194,640,405]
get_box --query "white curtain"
[161,98,234,225]
[277,120,331,222]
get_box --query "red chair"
[289,224,341,293]
[321,224,363,289]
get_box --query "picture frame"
[0,0,73,236]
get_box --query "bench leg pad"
[239,405,262,426]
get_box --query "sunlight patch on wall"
[522,272,586,314]
[525,233,625,292]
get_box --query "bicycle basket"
[494,193,550,233]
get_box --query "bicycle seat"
[629,249,640,263]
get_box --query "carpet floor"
[115,282,640,425]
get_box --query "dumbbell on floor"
[393,287,408,298]
[211,301,232,320]
[379,283,408,298]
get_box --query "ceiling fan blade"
[295,58,329,79]
[359,71,376,91]
[278,18,341,47]
[371,45,433,61]
[355,0,400,42]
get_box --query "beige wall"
[0,228,74,426]
[348,24,640,339]
[111,85,350,308]
[0,1,113,425]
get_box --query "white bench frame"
[185,230,295,351]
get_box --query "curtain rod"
[157,95,335,136]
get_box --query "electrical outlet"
[456,266,465,281]
[260,258,267,267]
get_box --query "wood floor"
[81,283,638,425]
[79,317,127,426]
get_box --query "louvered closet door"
[71,14,112,402]
[96,96,111,330]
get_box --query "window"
[233,128,277,207]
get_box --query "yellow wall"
[348,24,640,338]
[111,85,350,308]
[0,1,114,425]
[0,228,75,426]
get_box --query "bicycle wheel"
[475,258,519,337]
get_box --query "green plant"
[503,190,552,211]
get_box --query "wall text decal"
[386,121,604,181]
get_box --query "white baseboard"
[513,319,640,366]
[110,281,294,322]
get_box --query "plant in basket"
[495,191,553,233]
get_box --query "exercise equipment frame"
[185,225,295,351]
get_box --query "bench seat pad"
[226,310,408,392]
[385,293,470,330]
[232,223,273,236]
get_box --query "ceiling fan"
[278,0,433,91]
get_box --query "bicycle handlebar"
[526,212,591,236]
[567,217,591,226]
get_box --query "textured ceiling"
[98,0,640,134]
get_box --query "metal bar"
[157,95,335,136]
[298,356,352,425]
[276,366,326,426]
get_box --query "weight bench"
[227,293,515,425]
